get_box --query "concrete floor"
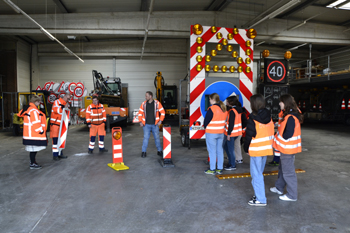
[0,122,350,233]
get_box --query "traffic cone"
[160,125,175,167]
[313,104,316,109]
[108,127,129,171]
[348,100,350,109]
[319,103,322,110]
[303,101,306,109]
[298,101,301,108]
[341,99,346,110]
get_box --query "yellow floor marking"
[216,169,305,180]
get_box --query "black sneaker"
[53,156,60,161]
[141,152,147,158]
[224,165,237,171]
[99,149,108,153]
[30,163,42,169]
[88,150,93,154]
[157,151,163,157]
[58,155,68,159]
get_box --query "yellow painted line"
[216,169,305,180]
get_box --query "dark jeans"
[223,136,237,167]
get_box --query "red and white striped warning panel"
[189,25,255,139]
[163,126,171,159]
[57,109,70,154]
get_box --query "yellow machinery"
[154,71,178,115]
[12,90,50,136]
[79,70,128,132]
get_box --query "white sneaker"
[236,160,243,164]
[279,194,297,201]
[270,187,283,195]
[248,199,267,206]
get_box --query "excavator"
[154,71,178,116]
[79,70,128,132]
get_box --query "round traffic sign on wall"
[48,93,57,104]
[265,59,287,83]
[74,86,84,98]
[68,82,77,94]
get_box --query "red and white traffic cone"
[348,100,350,109]
[298,101,301,108]
[108,127,129,171]
[313,104,316,109]
[303,101,306,109]
[160,125,175,167]
[319,103,322,111]
[341,99,346,110]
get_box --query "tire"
[181,130,189,147]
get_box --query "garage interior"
[0,0,350,232]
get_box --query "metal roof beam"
[278,0,318,18]
[52,0,69,13]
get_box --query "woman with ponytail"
[203,93,227,175]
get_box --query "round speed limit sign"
[267,60,286,83]
[74,86,84,98]
[68,82,77,94]
[48,93,57,104]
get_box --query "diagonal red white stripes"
[163,126,171,159]
[189,25,254,139]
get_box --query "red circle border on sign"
[68,82,77,94]
[74,86,84,98]
[267,60,286,83]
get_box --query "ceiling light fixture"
[3,0,84,63]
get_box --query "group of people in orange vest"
[204,93,302,206]
[18,93,109,169]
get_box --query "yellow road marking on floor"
[216,169,305,180]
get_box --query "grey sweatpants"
[234,135,243,161]
[275,153,298,200]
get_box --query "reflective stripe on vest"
[205,105,227,134]
[248,119,274,157]
[224,108,242,137]
[273,115,302,154]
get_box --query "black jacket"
[244,108,272,153]
[280,110,299,140]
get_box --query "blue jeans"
[142,124,162,152]
[223,136,237,167]
[205,133,224,170]
[250,156,267,203]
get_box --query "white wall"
[38,57,187,115]
[16,41,30,92]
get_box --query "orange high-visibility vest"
[273,115,302,154]
[224,108,242,137]
[17,103,47,146]
[138,100,165,125]
[248,119,274,157]
[50,98,67,126]
[86,103,106,125]
[205,105,227,134]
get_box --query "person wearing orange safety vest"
[86,95,108,154]
[138,91,165,158]
[203,93,227,175]
[234,102,247,164]
[50,92,71,161]
[269,106,302,166]
[270,94,303,202]
[244,94,274,207]
[223,95,243,171]
[17,95,47,169]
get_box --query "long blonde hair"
[209,93,226,112]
